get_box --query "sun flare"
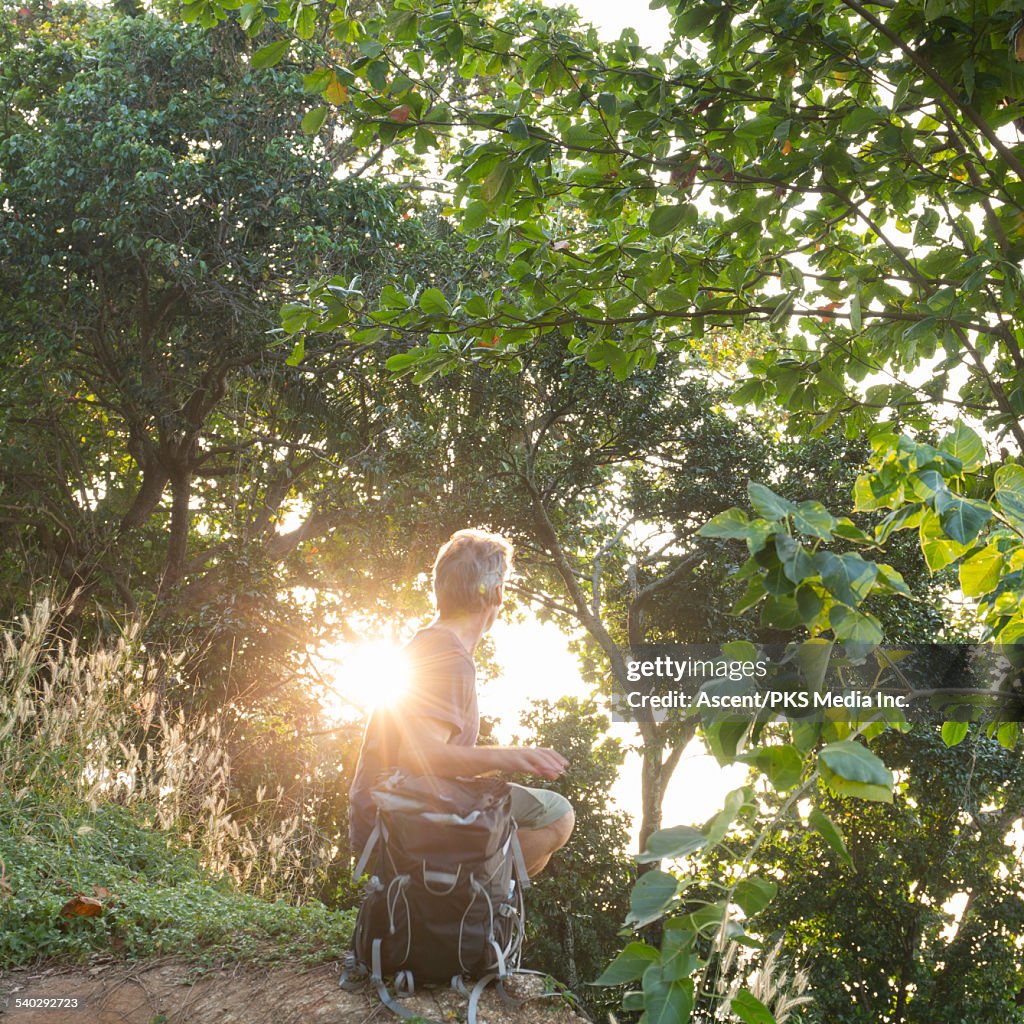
[318,640,412,721]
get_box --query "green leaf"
[626,870,681,927]
[480,159,514,204]
[637,826,707,863]
[730,988,778,1024]
[828,605,883,646]
[419,287,450,315]
[506,116,529,140]
[748,481,796,521]
[793,500,836,539]
[738,744,803,790]
[934,492,992,545]
[660,927,698,982]
[919,509,971,572]
[285,336,305,366]
[958,542,1003,598]
[775,534,815,584]
[994,465,1024,534]
[814,551,878,608]
[301,105,328,134]
[940,421,986,471]
[733,877,778,917]
[808,808,854,869]
[463,200,488,232]
[704,787,750,848]
[251,39,289,70]
[649,205,689,237]
[875,564,912,598]
[818,740,893,803]
[642,967,694,1024]
[697,508,754,540]
[591,942,660,986]
[941,720,969,747]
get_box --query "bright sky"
[571,0,671,49]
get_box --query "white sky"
[571,0,671,49]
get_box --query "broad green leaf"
[733,877,778,917]
[875,503,925,543]
[730,988,778,1024]
[818,740,893,803]
[919,509,971,572]
[997,722,1020,749]
[649,204,688,237]
[940,421,986,470]
[828,605,883,645]
[660,927,699,982]
[301,105,328,134]
[748,481,796,521]
[814,551,878,607]
[642,967,694,1024]
[875,564,912,597]
[591,942,660,986]
[808,808,854,869]
[775,533,815,584]
[704,787,750,847]
[698,508,753,540]
[738,744,803,790]
[419,287,450,315]
[994,465,1024,534]
[626,870,680,927]
[506,116,529,140]
[934,491,992,545]
[941,720,969,747]
[480,159,514,204]
[793,500,836,539]
[958,542,1003,598]
[637,825,707,863]
[251,39,289,69]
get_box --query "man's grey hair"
[432,529,514,617]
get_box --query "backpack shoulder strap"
[353,821,381,880]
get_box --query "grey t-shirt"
[348,624,478,852]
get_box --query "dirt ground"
[0,959,589,1024]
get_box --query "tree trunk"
[639,743,664,859]
[161,469,192,592]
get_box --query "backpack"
[346,772,532,1021]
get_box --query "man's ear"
[491,583,504,608]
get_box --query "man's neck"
[433,613,487,656]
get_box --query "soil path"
[0,960,586,1024]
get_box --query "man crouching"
[348,528,575,876]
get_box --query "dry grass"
[0,598,336,899]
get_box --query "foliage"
[747,729,1024,1022]
[514,697,634,1016]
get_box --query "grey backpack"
[345,773,533,1021]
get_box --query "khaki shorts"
[508,784,573,831]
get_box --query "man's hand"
[397,717,568,780]
[499,747,569,781]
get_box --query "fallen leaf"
[59,895,103,919]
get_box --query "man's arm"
[397,718,568,780]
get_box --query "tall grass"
[0,598,337,899]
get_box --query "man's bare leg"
[517,808,575,876]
